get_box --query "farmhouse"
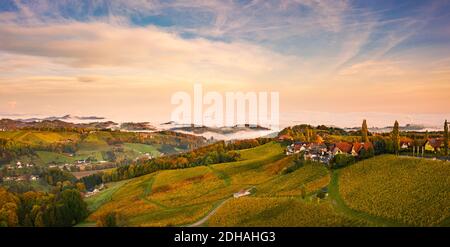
[424,138,444,152]
[233,188,252,198]
[335,142,353,154]
[85,184,105,197]
[400,137,413,149]
[351,142,374,156]
[286,142,307,155]
[16,161,23,169]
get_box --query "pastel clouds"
[0,21,300,81]
[0,0,449,126]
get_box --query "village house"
[85,183,105,197]
[400,137,413,149]
[351,142,373,156]
[233,188,253,198]
[76,164,86,171]
[424,138,444,152]
[286,142,307,155]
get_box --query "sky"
[0,0,449,128]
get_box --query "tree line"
[80,138,272,190]
[0,185,87,227]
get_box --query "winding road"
[188,197,232,227]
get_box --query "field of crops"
[0,130,80,145]
[206,197,367,226]
[211,142,285,185]
[256,162,330,197]
[338,155,450,226]
[85,142,295,226]
[123,143,161,157]
[87,167,229,226]
[85,143,450,227]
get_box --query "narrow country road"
[188,197,232,227]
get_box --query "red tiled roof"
[335,142,352,153]
[352,142,374,153]
[400,137,413,145]
[364,142,374,150]
[352,142,363,153]
[427,138,443,149]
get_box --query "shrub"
[331,154,355,169]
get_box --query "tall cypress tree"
[362,119,369,143]
[444,120,448,156]
[392,120,400,155]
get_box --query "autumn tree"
[96,211,127,227]
[58,189,88,225]
[0,188,19,227]
[361,119,369,143]
[392,121,400,155]
[444,120,448,156]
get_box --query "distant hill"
[18,114,105,122]
[0,118,117,131]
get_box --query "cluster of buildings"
[133,152,155,161]
[48,160,110,171]
[5,161,35,170]
[395,137,445,153]
[282,135,447,164]
[3,174,40,182]
[424,138,446,152]
[285,140,374,164]
[48,163,87,171]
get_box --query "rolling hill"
[83,143,450,227]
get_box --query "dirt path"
[188,197,232,227]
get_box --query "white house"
[233,188,252,198]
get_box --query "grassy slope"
[0,131,79,145]
[327,171,402,227]
[123,143,161,157]
[336,155,450,226]
[84,145,450,227]
[85,180,130,212]
[2,131,189,166]
[85,142,291,226]
[35,151,76,164]
[207,197,367,227]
